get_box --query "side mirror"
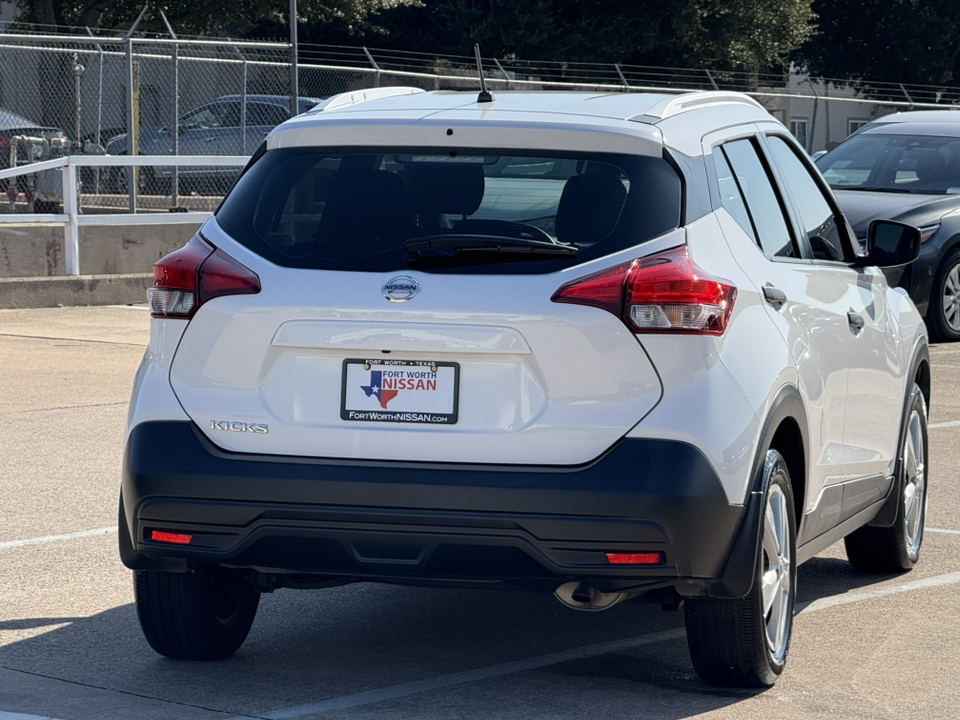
[863,220,921,267]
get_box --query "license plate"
[341,359,459,424]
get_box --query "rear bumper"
[121,421,749,595]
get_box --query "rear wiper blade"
[404,233,577,259]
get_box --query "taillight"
[148,234,260,318]
[552,245,736,336]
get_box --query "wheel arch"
[869,337,930,528]
[924,236,960,331]
[706,384,807,599]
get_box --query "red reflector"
[151,530,193,545]
[606,552,664,565]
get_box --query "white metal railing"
[0,155,247,276]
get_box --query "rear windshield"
[215,148,682,274]
[817,133,960,194]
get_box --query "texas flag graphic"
[360,370,399,409]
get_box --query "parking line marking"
[0,713,69,720]
[253,628,687,719]
[796,570,960,614]
[0,333,145,348]
[0,526,117,551]
[928,420,960,429]
[929,528,960,536]
[252,568,960,718]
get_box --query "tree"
[355,0,815,73]
[13,0,415,36]
[798,0,960,91]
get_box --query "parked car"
[105,94,323,193]
[816,111,960,341]
[0,106,67,170]
[121,87,930,688]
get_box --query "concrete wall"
[0,221,201,278]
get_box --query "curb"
[0,274,151,309]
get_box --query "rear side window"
[713,149,757,244]
[215,148,682,274]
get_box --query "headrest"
[321,170,412,240]
[555,175,627,244]
[914,150,947,183]
[406,163,485,216]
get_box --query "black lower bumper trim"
[121,422,746,591]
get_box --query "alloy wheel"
[761,483,792,664]
[942,263,960,332]
[903,408,927,560]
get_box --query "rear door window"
[766,135,849,262]
[216,149,682,274]
[720,139,799,259]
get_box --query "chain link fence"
[1,29,959,216]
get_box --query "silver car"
[106,95,323,193]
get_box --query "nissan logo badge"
[382,276,421,302]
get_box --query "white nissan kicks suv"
[121,87,930,687]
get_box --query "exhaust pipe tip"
[570,582,596,604]
[554,581,629,612]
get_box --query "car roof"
[861,121,960,138]
[0,107,41,131]
[868,110,960,126]
[216,94,324,107]
[268,88,772,157]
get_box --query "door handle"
[847,311,865,330]
[762,285,787,308]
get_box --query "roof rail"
[306,86,426,114]
[635,91,766,121]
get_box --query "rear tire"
[684,450,797,688]
[927,248,960,342]
[845,384,928,572]
[134,563,260,660]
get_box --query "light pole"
[290,0,299,117]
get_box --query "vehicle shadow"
[0,557,909,719]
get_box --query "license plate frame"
[340,358,460,425]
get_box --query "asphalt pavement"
[2,305,960,720]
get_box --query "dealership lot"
[2,305,960,720]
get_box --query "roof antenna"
[474,44,494,103]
